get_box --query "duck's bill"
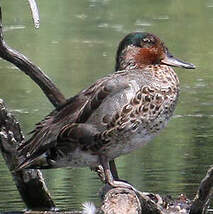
[161,53,196,69]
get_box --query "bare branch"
[27,0,40,29]
[0,6,66,107]
[0,5,3,41]
[0,99,55,210]
[0,5,61,210]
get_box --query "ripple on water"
[97,22,123,32]
[4,25,25,32]
[174,114,213,119]
[135,19,152,27]
[153,15,169,20]
[10,108,29,114]
[0,158,25,210]
[42,168,100,211]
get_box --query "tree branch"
[0,99,55,210]
[0,6,66,108]
[0,5,57,210]
[27,0,40,29]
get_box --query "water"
[0,0,213,212]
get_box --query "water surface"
[0,0,213,211]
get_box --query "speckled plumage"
[16,32,195,189]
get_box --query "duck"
[16,32,195,190]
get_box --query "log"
[101,188,163,214]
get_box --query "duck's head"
[115,32,195,71]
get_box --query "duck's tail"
[15,152,52,172]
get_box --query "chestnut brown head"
[115,32,195,71]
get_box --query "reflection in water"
[0,0,213,211]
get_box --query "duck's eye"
[143,38,151,43]
[142,37,155,45]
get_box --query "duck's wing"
[17,71,130,167]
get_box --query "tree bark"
[0,99,55,210]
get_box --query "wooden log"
[101,188,163,214]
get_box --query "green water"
[0,0,213,211]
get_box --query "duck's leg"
[109,159,119,179]
[100,155,138,192]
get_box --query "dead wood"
[0,99,55,210]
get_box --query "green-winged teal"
[17,32,195,189]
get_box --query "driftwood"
[0,2,213,214]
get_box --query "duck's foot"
[91,165,106,182]
[100,155,139,193]
[91,159,119,183]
